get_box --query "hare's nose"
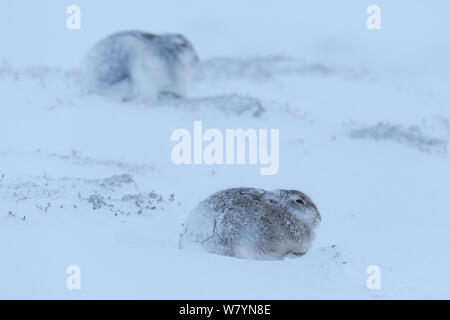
[315,211,322,223]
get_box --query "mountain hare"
[81,31,198,102]
[180,188,321,260]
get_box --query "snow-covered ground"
[1,1,449,299]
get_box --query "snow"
[1,0,449,299]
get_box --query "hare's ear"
[240,188,265,197]
[262,192,280,205]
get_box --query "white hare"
[81,31,199,102]
[180,188,321,260]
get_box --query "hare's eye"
[295,199,305,205]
